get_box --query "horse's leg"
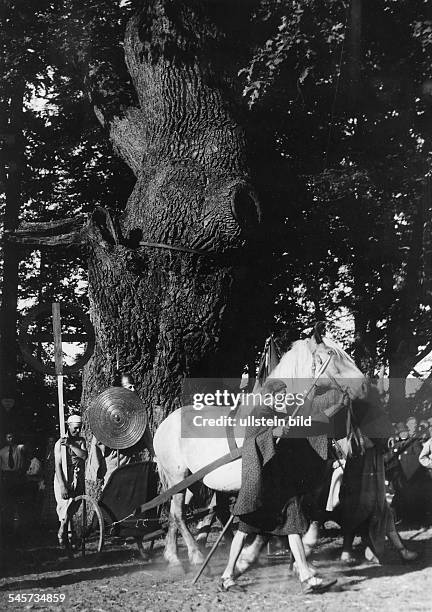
[236,534,269,575]
[171,491,205,565]
[196,493,217,545]
[164,498,180,565]
[196,492,235,546]
[340,530,355,562]
[215,492,234,542]
[302,520,320,556]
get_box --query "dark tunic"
[391,436,432,523]
[339,439,391,556]
[233,405,325,536]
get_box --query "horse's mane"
[269,339,314,381]
[266,335,357,393]
[322,336,356,365]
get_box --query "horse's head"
[309,322,368,401]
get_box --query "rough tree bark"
[12,0,272,430]
[0,83,24,403]
[83,1,270,429]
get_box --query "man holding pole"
[54,414,87,544]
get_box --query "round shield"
[88,387,147,449]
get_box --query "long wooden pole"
[192,514,235,585]
[52,302,67,480]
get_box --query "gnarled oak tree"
[12,0,273,427]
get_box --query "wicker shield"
[88,387,147,449]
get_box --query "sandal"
[292,561,317,576]
[399,548,418,562]
[300,575,337,595]
[220,576,246,593]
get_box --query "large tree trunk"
[0,84,24,404]
[81,1,270,429]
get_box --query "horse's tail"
[156,457,171,492]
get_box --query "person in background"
[0,432,27,538]
[340,433,417,564]
[419,426,432,473]
[113,371,136,392]
[54,414,87,544]
[391,416,432,523]
[418,420,430,442]
[121,372,135,391]
[396,422,409,441]
[0,432,26,474]
[406,416,418,439]
[24,445,44,529]
[87,372,154,489]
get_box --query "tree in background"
[0,0,134,439]
[11,0,276,430]
[237,0,432,418]
[4,0,432,427]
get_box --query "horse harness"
[110,350,358,529]
[225,349,345,453]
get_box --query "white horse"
[153,333,368,566]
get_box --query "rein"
[108,350,358,530]
[275,352,335,443]
[315,352,364,456]
[311,349,364,455]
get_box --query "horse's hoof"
[364,547,380,565]
[219,577,246,593]
[189,550,205,566]
[340,552,356,565]
[164,554,182,567]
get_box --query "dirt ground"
[1,523,431,612]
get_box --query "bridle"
[310,345,364,454]
[311,347,347,398]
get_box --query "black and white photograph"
[1,0,432,610]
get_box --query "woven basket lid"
[88,387,147,450]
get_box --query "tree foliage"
[2,0,432,431]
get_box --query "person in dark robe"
[339,398,418,563]
[390,419,432,524]
[220,391,336,594]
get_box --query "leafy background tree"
[2,0,432,445]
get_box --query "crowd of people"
[0,372,151,551]
[0,431,45,544]
[1,377,432,582]
[385,415,432,524]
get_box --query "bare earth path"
[1,526,431,611]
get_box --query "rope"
[138,241,211,256]
[109,447,243,529]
